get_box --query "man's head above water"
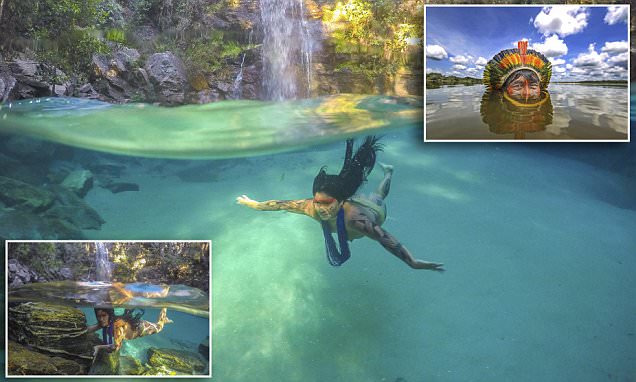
[483,40,552,97]
[503,69,541,101]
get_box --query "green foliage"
[184,32,250,79]
[37,27,110,77]
[426,72,481,89]
[0,0,111,78]
[1,0,107,38]
[105,29,127,44]
[322,0,423,79]
[9,242,61,275]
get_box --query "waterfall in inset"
[95,242,112,281]
[261,0,314,100]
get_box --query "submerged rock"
[147,347,207,374]
[89,347,120,375]
[8,302,101,361]
[43,185,105,230]
[101,181,140,193]
[118,355,146,375]
[0,176,54,212]
[8,340,83,375]
[0,210,84,240]
[61,170,94,197]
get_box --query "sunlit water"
[0,94,422,158]
[426,84,629,140]
[0,89,635,380]
[81,307,209,371]
[9,281,209,317]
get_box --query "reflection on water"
[8,281,209,317]
[0,94,422,159]
[480,91,553,139]
[426,84,628,140]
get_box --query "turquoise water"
[1,91,635,380]
[0,95,422,159]
[81,307,209,371]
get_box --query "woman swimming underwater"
[237,136,444,271]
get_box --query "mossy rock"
[118,355,146,375]
[89,347,119,375]
[8,302,100,360]
[0,176,54,212]
[147,347,207,374]
[7,341,83,375]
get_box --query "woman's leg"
[374,162,393,200]
[136,308,173,337]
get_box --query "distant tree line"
[426,72,481,89]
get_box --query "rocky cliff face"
[0,0,423,105]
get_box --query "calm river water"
[426,84,629,140]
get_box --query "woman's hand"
[236,195,259,208]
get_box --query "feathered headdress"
[483,40,552,91]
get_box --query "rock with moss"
[8,302,101,362]
[147,347,207,374]
[8,340,84,375]
[43,185,105,230]
[61,170,94,197]
[91,48,152,102]
[89,347,120,375]
[118,355,146,375]
[0,176,54,212]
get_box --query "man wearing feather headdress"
[483,40,552,104]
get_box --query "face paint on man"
[504,70,541,102]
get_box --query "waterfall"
[260,0,314,100]
[232,53,246,99]
[95,242,112,281]
[232,30,253,100]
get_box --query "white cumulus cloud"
[533,6,589,37]
[426,44,448,60]
[532,35,568,57]
[572,44,608,68]
[550,58,566,66]
[601,40,629,54]
[604,6,628,25]
[607,52,628,68]
[449,55,471,65]
[452,64,467,71]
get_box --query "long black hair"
[312,136,383,201]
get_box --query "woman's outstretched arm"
[236,195,311,216]
[349,211,444,271]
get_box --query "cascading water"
[231,53,246,99]
[95,242,112,281]
[260,0,314,100]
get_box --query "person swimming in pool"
[236,136,444,271]
[88,307,173,355]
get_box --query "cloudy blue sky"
[425,5,629,81]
